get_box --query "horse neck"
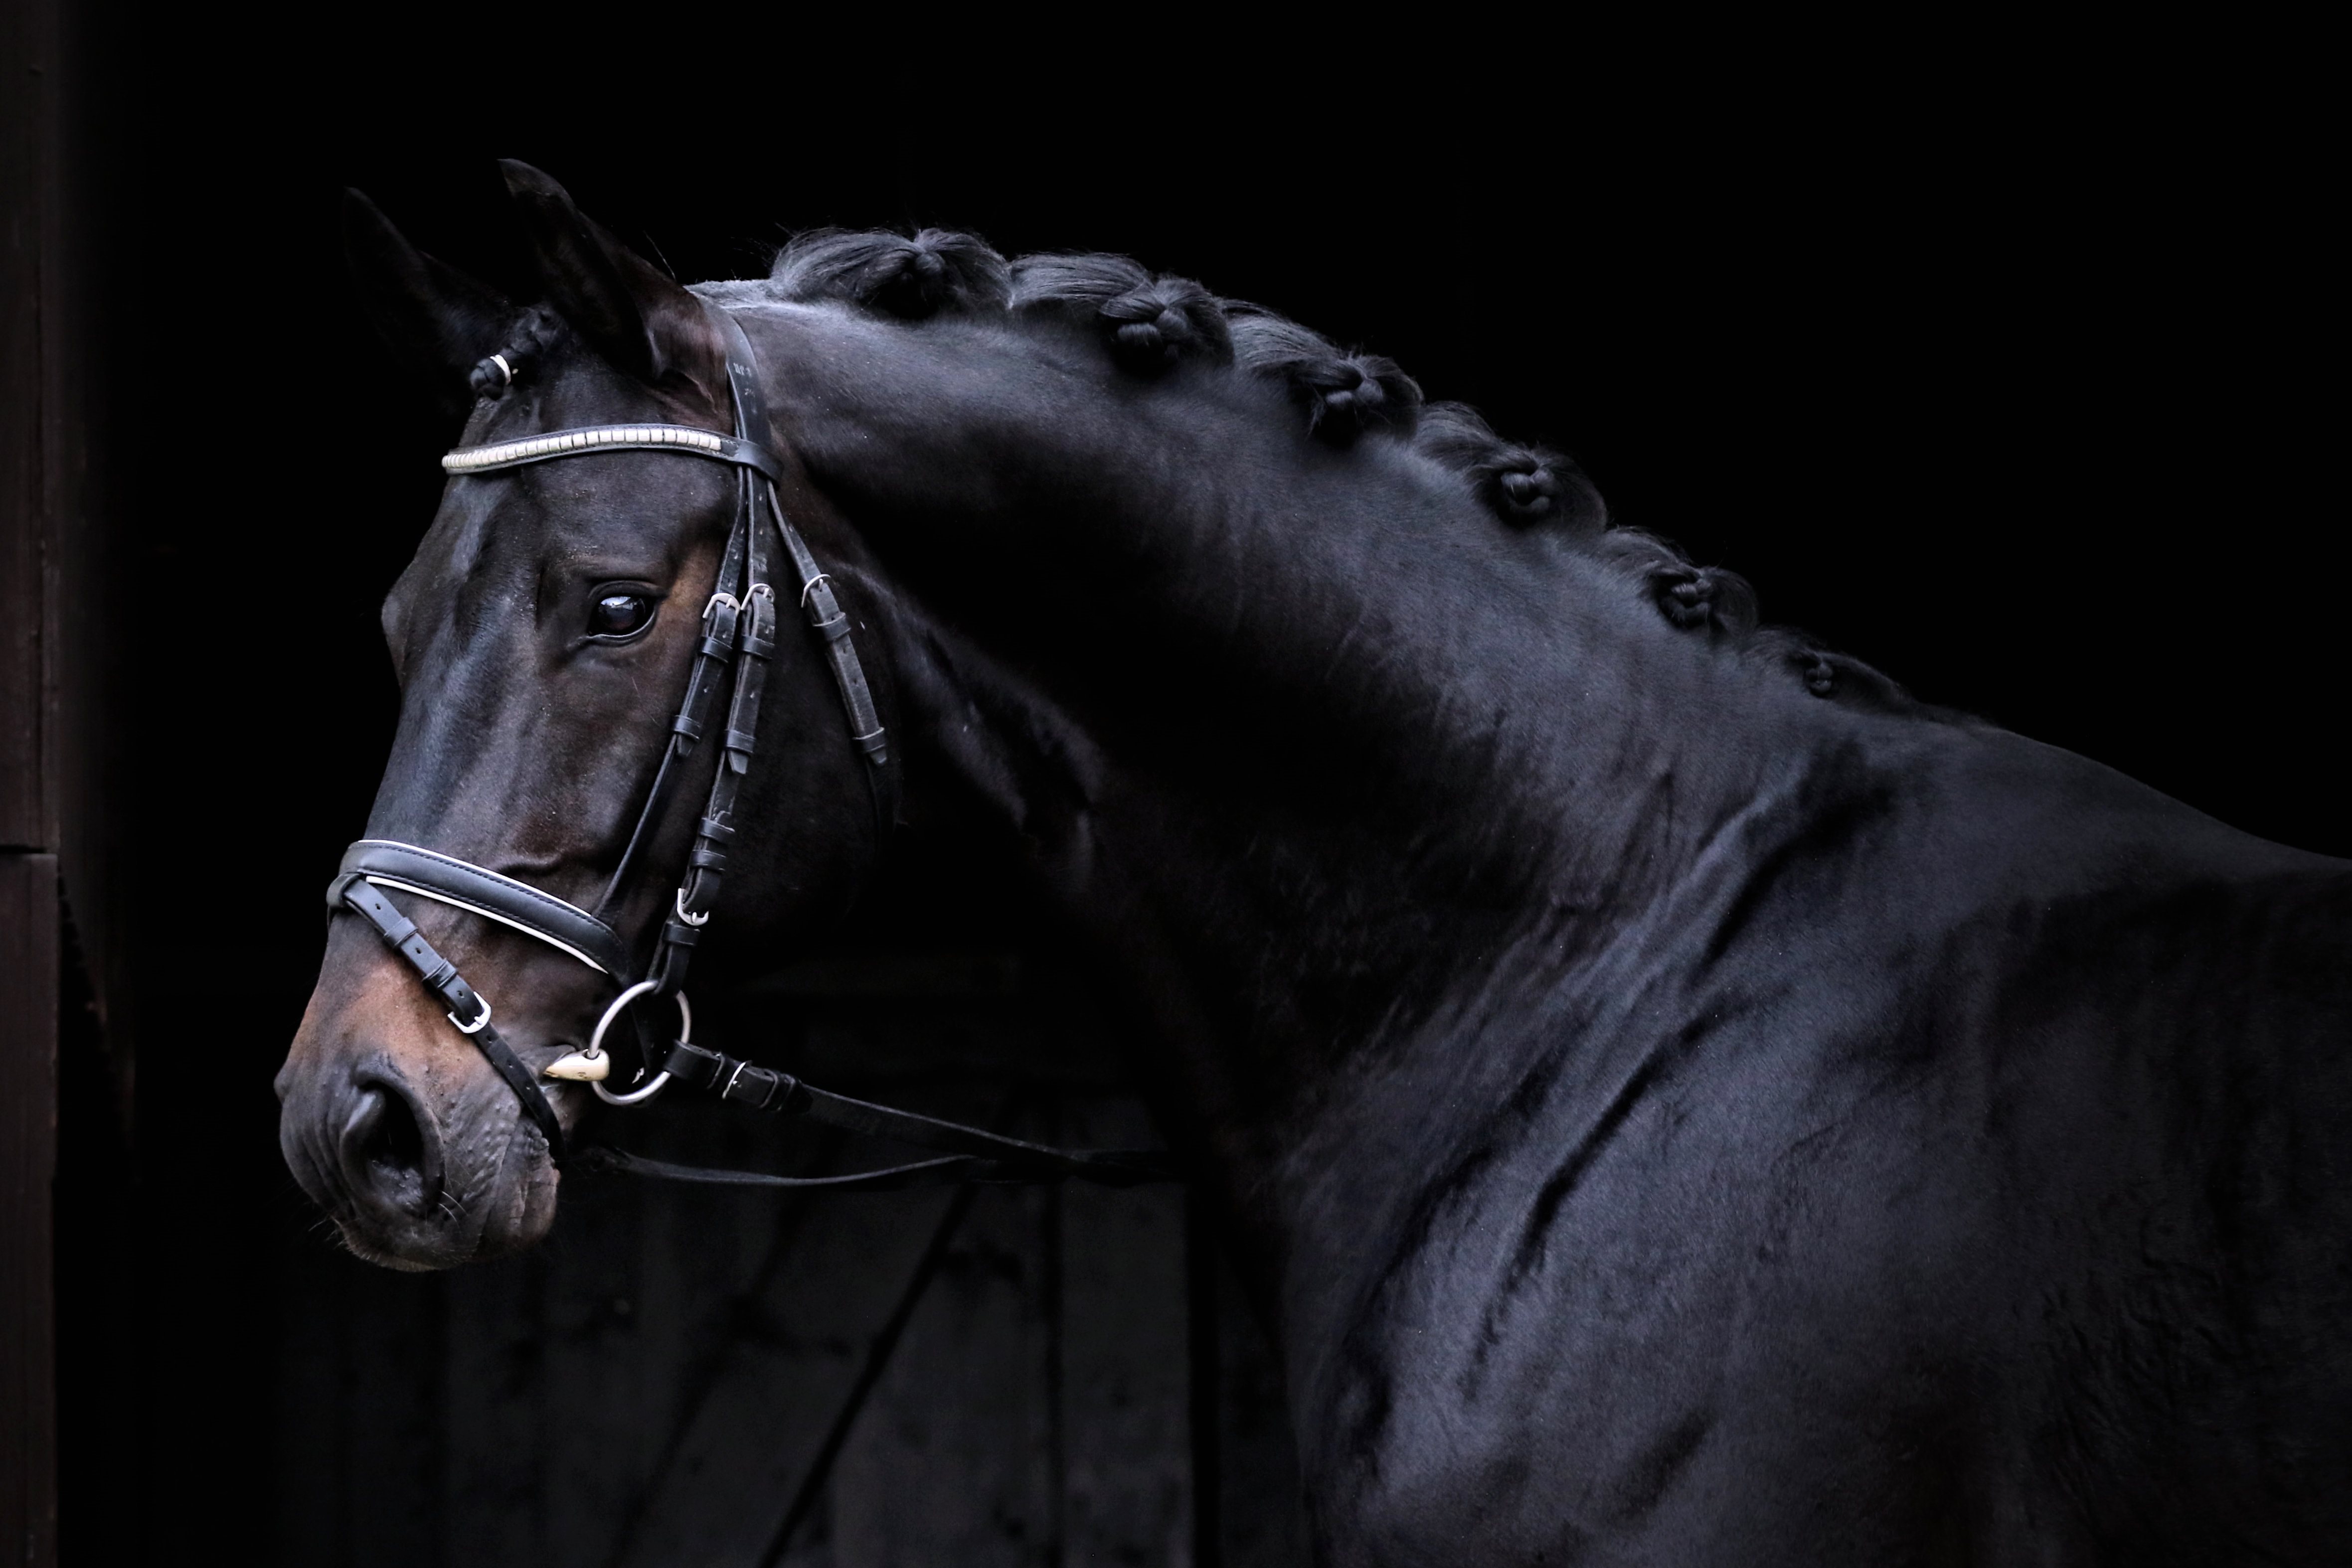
[747,299,1846,1178]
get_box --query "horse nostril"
[339,1077,444,1218]
[362,1087,423,1170]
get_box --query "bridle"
[328,307,1173,1192]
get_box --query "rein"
[329,308,1176,1192]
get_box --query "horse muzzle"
[276,927,567,1269]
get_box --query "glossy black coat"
[280,167,2352,1565]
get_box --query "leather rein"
[329,308,1175,1193]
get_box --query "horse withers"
[277,162,2352,1562]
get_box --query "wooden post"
[0,858,58,1568]
[1,0,63,1555]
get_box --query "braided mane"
[726,227,1919,714]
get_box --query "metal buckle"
[674,887,712,928]
[450,998,493,1035]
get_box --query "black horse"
[276,164,2352,1565]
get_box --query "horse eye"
[589,591,654,639]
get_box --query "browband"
[442,423,784,482]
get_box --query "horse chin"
[328,1138,560,1271]
[277,1049,567,1271]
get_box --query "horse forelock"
[714,226,1933,718]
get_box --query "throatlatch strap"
[775,509,889,771]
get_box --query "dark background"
[41,8,2340,1565]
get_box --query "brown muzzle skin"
[275,898,607,1270]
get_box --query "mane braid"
[1226,304,1422,445]
[732,228,1925,716]
[770,227,1010,319]
[1415,402,1606,532]
[1010,254,1232,375]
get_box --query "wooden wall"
[0,20,1325,1547]
[1,0,61,1533]
[2,0,135,1558]
[269,953,1312,1568]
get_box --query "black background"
[60,10,2339,1562]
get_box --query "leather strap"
[598,522,749,911]
[579,1146,1168,1191]
[331,873,566,1163]
[659,1039,1176,1185]
[340,840,633,978]
[774,510,890,769]
[660,470,773,975]
[705,310,892,776]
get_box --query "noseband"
[329,308,1172,1192]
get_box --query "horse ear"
[342,189,514,418]
[497,159,715,392]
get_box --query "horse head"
[276,164,892,1268]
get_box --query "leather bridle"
[329,308,1173,1192]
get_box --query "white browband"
[443,424,729,473]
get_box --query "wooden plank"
[0,9,65,1556]
[542,1104,825,1567]
[538,1163,655,1568]
[608,1183,967,1568]
[1209,1252,1311,1568]
[0,0,52,851]
[0,856,58,1568]
[819,1172,1059,1566]
[270,1237,356,1568]
[340,1264,447,1568]
[444,1249,548,1565]
[1059,1093,1192,1568]
[270,1232,448,1568]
